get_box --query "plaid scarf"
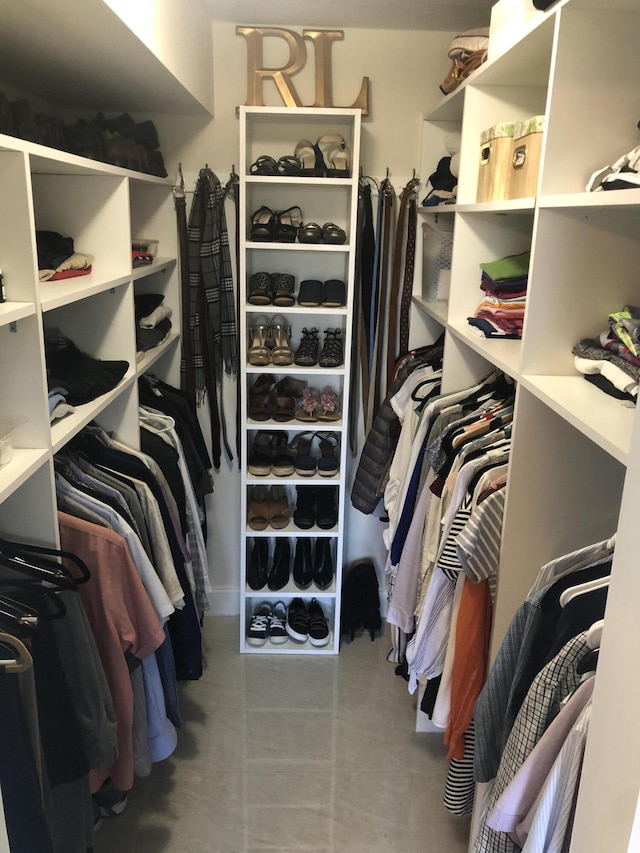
[186,168,237,401]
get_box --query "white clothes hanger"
[586,618,605,650]
[559,575,610,608]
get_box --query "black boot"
[313,538,334,590]
[293,538,313,589]
[247,538,268,590]
[267,538,291,591]
[293,485,316,529]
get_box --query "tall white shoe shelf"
[412,2,640,851]
[238,106,361,655]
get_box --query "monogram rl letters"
[236,27,369,115]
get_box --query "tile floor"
[94,616,471,852]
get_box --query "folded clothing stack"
[134,293,173,358]
[572,305,640,404]
[48,386,75,423]
[37,230,94,282]
[45,328,129,406]
[468,251,530,339]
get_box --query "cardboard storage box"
[477,122,515,202]
[508,115,545,199]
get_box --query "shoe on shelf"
[250,155,278,176]
[267,601,288,644]
[317,386,341,422]
[294,327,320,367]
[286,597,309,642]
[293,538,314,589]
[295,387,320,423]
[321,222,347,245]
[308,598,330,647]
[248,602,272,646]
[274,205,302,243]
[250,205,276,241]
[315,134,351,178]
[247,538,269,590]
[298,279,323,307]
[269,485,290,529]
[271,432,295,477]
[248,271,273,305]
[249,373,276,421]
[270,315,294,366]
[294,485,316,529]
[276,155,302,176]
[248,431,273,477]
[291,431,317,477]
[316,432,339,477]
[271,272,296,307]
[298,221,323,244]
[247,484,270,530]
[316,485,338,530]
[313,538,334,589]
[318,328,344,368]
[321,279,346,308]
[294,139,323,176]
[267,537,290,590]
[248,315,271,366]
[272,376,307,422]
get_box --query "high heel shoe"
[294,140,323,177]
[293,538,314,589]
[274,205,302,243]
[315,134,351,178]
[270,315,294,366]
[267,537,291,590]
[250,205,276,241]
[313,538,334,590]
[247,538,269,590]
[247,315,271,366]
[248,431,273,476]
[271,432,295,477]
[316,432,339,477]
[291,431,317,477]
[315,485,338,530]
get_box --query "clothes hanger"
[0,581,67,620]
[0,537,91,587]
[559,575,610,608]
[0,632,32,673]
[586,618,604,650]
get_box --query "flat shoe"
[298,222,322,244]
[277,155,302,176]
[250,155,278,176]
[298,279,323,307]
[321,222,346,245]
[248,271,273,305]
[321,279,346,308]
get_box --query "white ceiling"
[209,0,494,32]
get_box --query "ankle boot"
[247,538,268,590]
[293,538,314,589]
[313,538,334,590]
[315,486,338,530]
[293,485,316,530]
[267,538,290,591]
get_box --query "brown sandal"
[272,376,306,422]
[269,485,290,529]
[247,485,270,530]
[249,374,275,421]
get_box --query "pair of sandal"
[294,135,352,178]
[249,374,307,422]
[248,315,293,366]
[297,279,345,308]
[247,272,295,306]
[298,221,346,245]
[248,431,295,477]
[293,485,338,530]
[250,205,301,242]
[247,485,289,530]
[294,327,344,368]
[250,155,303,176]
[290,431,339,477]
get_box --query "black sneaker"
[93,780,128,817]
[268,601,288,644]
[286,597,309,642]
[248,602,271,646]
[308,598,330,647]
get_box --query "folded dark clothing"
[584,372,636,403]
[36,230,75,271]
[468,316,521,339]
[572,338,640,384]
[136,318,172,352]
[45,327,128,405]
[134,292,164,321]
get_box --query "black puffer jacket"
[350,342,444,514]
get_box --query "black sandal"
[318,328,344,367]
[250,206,276,241]
[271,273,296,307]
[248,271,273,305]
[298,279,323,307]
[277,156,302,176]
[271,432,295,477]
[250,155,278,176]
[291,431,317,477]
[321,279,346,308]
[274,206,302,243]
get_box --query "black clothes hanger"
[0,581,67,620]
[0,538,90,587]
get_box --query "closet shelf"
[50,372,136,454]
[245,365,345,377]
[448,322,522,380]
[520,374,634,465]
[131,257,177,281]
[247,418,344,431]
[246,306,349,317]
[418,205,457,215]
[135,332,180,377]
[246,242,350,253]
[0,449,50,505]
[247,523,339,538]
[245,580,337,596]
[539,190,640,210]
[245,176,352,187]
[412,296,448,325]
[0,302,37,328]
[39,271,132,313]
[241,632,337,654]
[455,199,535,214]
[246,473,341,485]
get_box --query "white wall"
[154,21,454,614]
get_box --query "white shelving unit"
[412,2,640,851]
[238,106,361,655]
